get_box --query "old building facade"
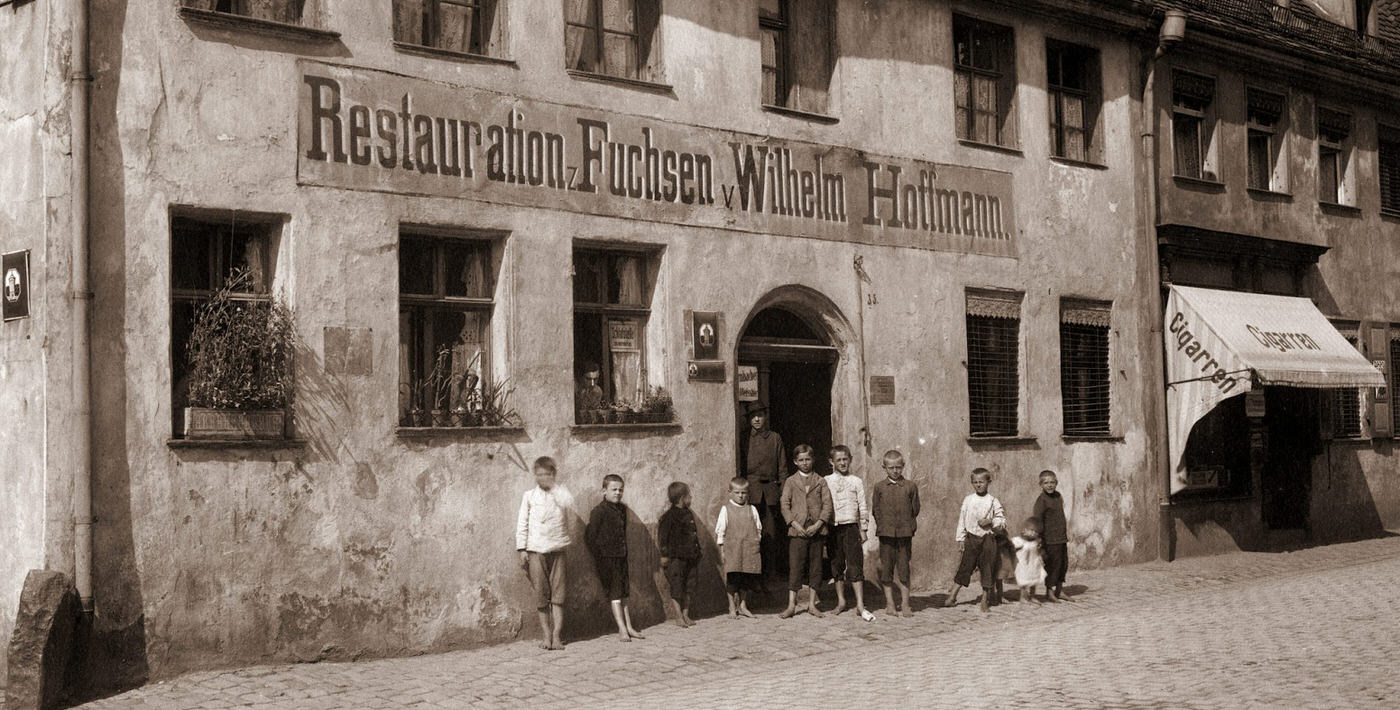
[14,0,1397,698]
[1152,0,1400,557]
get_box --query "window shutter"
[1367,323,1392,437]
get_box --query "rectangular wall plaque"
[870,375,895,405]
[3,250,30,322]
[688,361,726,382]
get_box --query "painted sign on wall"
[3,250,29,322]
[297,61,1018,258]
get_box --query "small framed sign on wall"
[3,250,30,322]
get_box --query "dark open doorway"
[1261,388,1319,530]
[736,307,838,473]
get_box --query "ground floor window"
[397,231,498,426]
[573,245,660,424]
[170,212,278,436]
[1060,299,1111,436]
[965,290,1022,437]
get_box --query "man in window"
[742,401,787,584]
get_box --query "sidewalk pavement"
[71,534,1400,709]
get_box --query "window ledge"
[1319,201,1362,216]
[572,422,682,438]
[1246,187,1292,201]
[1172,175,1226,191]
[392,41,518,67]
[1062,434,1124,442]
[178,7,342,43]
[1380,208,1400,221]
[566,70,674,96]
[967,435,1038,448]
[397,426,527,441]
[1049,156,1107,170]
[168,438,307,450]
[958,139,1023,157]
[761,104,840,125]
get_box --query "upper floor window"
[953,15,1017,148]
[394,0,504,57]
[187,0,306,24]
[966,290,1022,437]
[759,0,835,115]
[398,231,500,427]
[1046,40,1101,162]
[565,0,662,82]
[1317,107,1353,206]
[1172,70,1218,181]
[1379,125,1400,215]
[1246,88,1287,193]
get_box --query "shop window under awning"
[1165,285,1385,494]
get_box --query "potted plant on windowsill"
[641,387,674,423]
[183,272,295,440]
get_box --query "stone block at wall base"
[5,570,81,710]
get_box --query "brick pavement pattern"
[71,536,1400,709]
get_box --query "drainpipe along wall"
[70,0,94,613]
[1142,10,1186,561]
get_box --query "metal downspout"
[71,0,94,613]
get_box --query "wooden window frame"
[394,0,500,57]
[397,232,497,426]
[953,15,1016,148]
[572,245,657,423]
[1379,125,1400,216]
[1317,107,1353,206]
[170,213,278,437]
[565,0,660,82]
[759,0,790,108]
[1171,70,1217,181]
[1046,41,1100,162]
[1246,88,1285,192]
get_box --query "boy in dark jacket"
[587,474,644,642]
[657,481,701,627]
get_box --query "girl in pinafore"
[716,477,763,618]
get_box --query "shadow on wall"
[1309,441,1395,545]
[81,0,149,700]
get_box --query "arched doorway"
[736,307,839,475]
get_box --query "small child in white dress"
[1012,518,1046,604]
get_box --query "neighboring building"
[1152,0,1400,556]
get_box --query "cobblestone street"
[71,536,1400,709]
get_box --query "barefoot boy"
[1033,469,1070,602]
[716,477,762,618]
[779,445,833,618]
[870,450,920,617]
[824,444,875,621]
[586,474,645,642]
[657,481,701,627]
[945,468,1006,613]
[515,456,572,650]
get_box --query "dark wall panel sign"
[692,311,720,361]
[870,375,896,405]
[688,360,726,382]
[3,250,30,322]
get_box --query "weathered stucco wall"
[0,0,77,687]
[84,0,1157,681]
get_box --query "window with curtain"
[564,0,661,81]
[1379,126,1400,215]
[573,247,654,422]
[398,234,495,426]
[1246,89,1284,192]
[1060,300,1111,436]
[393,0,502,57]
[171,214,276,436]
[1046,41,1100,162]
[758,0,834,114]
[966,290,1022,437]
[1317,107,1352,205]
[953,15,1016,147]
[184,0,307,25]
[1172,71,1216,181]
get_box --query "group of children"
[513,449,1070,649]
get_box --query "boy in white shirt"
[943,467,1005,613]
[824,444,874,621]
[516,456,573,650]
